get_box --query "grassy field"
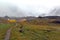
[10,23,60,40]
[0,19,60,40]
[0,23,13,40]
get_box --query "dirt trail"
[4,28,12,40]
[4,23,18,40]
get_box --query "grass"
[10,23,60,40]
[0,19,59,40]
[0,23,13,40]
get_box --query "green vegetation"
[10,23,60,40]
[0,18,60,40]
[0,23,13,40]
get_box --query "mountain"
[44,16,60,19]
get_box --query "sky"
[0,0,60,17]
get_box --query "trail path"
[4,28,12,40]
[4,23,18,40]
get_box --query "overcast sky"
[0,0,60,17]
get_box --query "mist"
[0,3,51,17]
[0,0,60,17]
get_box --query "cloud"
[0,0,60,17]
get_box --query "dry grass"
[10,22,60,40]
